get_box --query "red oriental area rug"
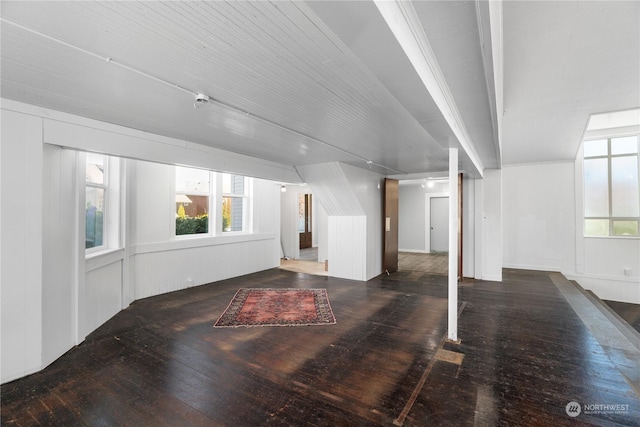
[214,288,336,328]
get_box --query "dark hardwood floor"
[604,300,640,334]
[2,268,638,426]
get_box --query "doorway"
[430,196,449,252]
[298,193,312,250]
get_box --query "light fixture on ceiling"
[281,185,287,193]
[194,93,210,109]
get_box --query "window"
[174,167,252,236]
[175,166,211,235]
[222,174,249,232]
[584,135,640,236]
[86,153,107,250]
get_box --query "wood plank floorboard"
[604,300,640,334]
[2,268,638,426]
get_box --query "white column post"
[448,147,459,342]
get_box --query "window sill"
[583,235,640,240]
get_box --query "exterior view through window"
[583,134,640,236]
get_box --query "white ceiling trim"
[374,0,485,177]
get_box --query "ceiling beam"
[373,0,485,177]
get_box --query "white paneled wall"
[84,259,123,338]
[1,110,44,383]
[42,145,77,367]
[328,216,367,281]
[133,238,276,300]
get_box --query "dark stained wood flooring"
[2,268,639,426]
[604,300,640,334]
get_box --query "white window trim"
[220,173,252,234]
[85,154,121,256]
[174,168,215,239]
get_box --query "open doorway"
[280,189,327,275]
[397,180,450,275]
[298,193,316,261]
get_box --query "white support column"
[448,147,459,342]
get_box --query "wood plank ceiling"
[1,1,637,180]
[0,1,489,179]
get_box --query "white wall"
[478,169,502,281]
[341,164,384,280]
[502,162,575,272]
[42,145,77,366]
[1,101,285,384]
[1,110,44,383]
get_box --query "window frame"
[583,133,640,237]
[220,173,252,234]
[85,153,121,255]
[174,166,215,238]
[85,153,109,253]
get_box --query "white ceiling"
[1,1,638,179]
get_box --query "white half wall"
[328,216,367,280]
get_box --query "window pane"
[611,156,639,217]
[223,174,244,195]
[613,220,638,236]
[584,158,609,217]
[86,153,105,184]
[86,187,105,248]
[611,136,638,155]
[176,166,210,193]
[584,219,609,236]
[222,196,243,232]
[584,139,607,157]
[175,195,209,235]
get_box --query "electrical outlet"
[187,278,194,286]
[623,268,631,276]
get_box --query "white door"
[430,197,449,252]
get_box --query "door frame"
[424,192,449,253]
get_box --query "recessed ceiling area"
[1,1,638,180]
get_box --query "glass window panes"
[612,220,638,236]
[86,187,105,248]
[611,136,638,155]
[583,139,608,157]
[584,219,609,236]
[584,158,609,217]
[223,174,244,195]
[176,166,210,235]
[86,153,105,185]
[611,156,640,217]
[176,166,210,193]
[222,197,244,232]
